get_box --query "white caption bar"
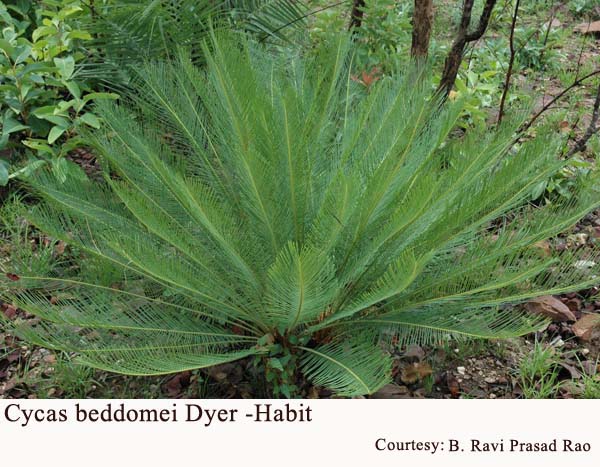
[0,399,598,466]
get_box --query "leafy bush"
[452,63,505,130]
[309,0,444,73]
[3,36,600,397]
[350,0,413,71]
[0,0,117,185]
[514,25,565,72]
[569,0,600,18]
[533,156,594,202]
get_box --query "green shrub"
[569,0,599,18]
[0,0,117,185]
[514,25,565,73]
[308,0,443,73]
[2,36,600,397]
[350,0,413,71]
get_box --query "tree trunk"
[349,0,366,30]
[438,0,497,97]
[411,0,434,60]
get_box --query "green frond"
[348,307,549,347]
[14,319,258,376]
[264,243,338,330]
[299,337,392,396]
[4,275,260,376]
[324,251,425,325]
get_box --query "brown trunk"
[349,0,366,31]
[411,0,434,60]
[437,0,497,97]
[438,39,467,94]
[566,81,600,157]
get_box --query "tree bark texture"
[411,0,434,60]
[438,0,497,96]
[349,0,366,30]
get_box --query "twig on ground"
[520,69,600,134]
[497,0,520,125]
[566,82,600,158]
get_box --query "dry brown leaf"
[548,18,561,29]
[1,304,17,319]
[525,296,577,322]
[575,21,600,35]
[163,371,191,397]
[403,344,425,362]
[564,297,582,313]
[0,378,17,396]
[400,362,433,384]
[558,362,582,380]
[572,314,600,341]
[446,371,460,398]
[43,354,56,364]
[580,360,598,376]
[371,384,411,399]
[533,240,551,257]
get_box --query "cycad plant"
[2,36,600,397]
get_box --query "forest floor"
[2,4,600,399]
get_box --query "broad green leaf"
[0,160,8,186]
[0,84,17,93]
[32,106,58,118]
[269,359,284,372]
[32,25,56,42]
[47,125,66,144]
[0,38,15,57]
[57,6,83,20]
[82,92,119,103]
[48,45,68,59]
[23,139,56,156]
[79,112,101,129]
[66,30,92,41]
[56,99,75,113]
[64,80,81,99]
[2,113,28,135]
[13,44,31,65]
[53,56,75,79]
[18,62,56,76]
[44,115,71,127]
[19,81,32,100]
